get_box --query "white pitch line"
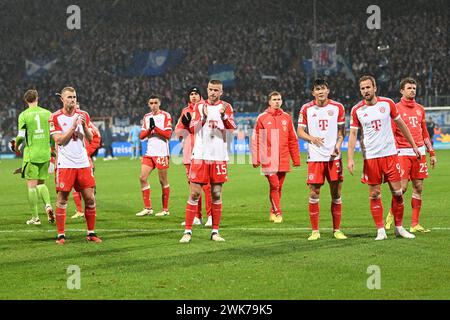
[0,227,450,233]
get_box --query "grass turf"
[0,151,449,299]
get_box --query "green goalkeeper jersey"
[16,105,51,163]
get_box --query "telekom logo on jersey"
[209,120,219,129]
[318,119,328,131]
[371,120,382,131]
[409,116,419,127]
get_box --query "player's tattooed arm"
[297,125,324,147]
[331,124,345,157]
[347,128,358,175]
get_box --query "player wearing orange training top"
[297,79,347,240]
[385,77,437,233]
[135,95,173,217]
[180,80,237,243]
[252,91,300,224]
[347,76,420,241]
[176,86,213,227]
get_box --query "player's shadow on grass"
[1,242,147,268]
[347,232,378,239]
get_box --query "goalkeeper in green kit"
[10,89,54,225]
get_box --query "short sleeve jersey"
[49,109,91,168]
[191,100,234,161]
[350,97,400,159]
[298,100,345,162]
[141,111,172,157]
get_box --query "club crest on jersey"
[379,106,386,113]
[416,110,421,116]
[327,110,334,116]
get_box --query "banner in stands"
[311,43,337,73]
[25,58,58,78]
[208,64,235,87]
[126,49,183,76]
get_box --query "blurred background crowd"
[0,0,448,148]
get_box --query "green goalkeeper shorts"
[22,161,50,180]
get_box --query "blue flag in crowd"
[25,58,58,78]
[208,64,235,87]
[127,49,183,76]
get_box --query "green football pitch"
[0,151,449,300]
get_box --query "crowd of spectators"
[0,0,448,144]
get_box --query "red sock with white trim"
[309,198,320,230]
[411,196,422,227]
[184,199,199,231]
[331,198,342,231]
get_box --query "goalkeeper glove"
[8,139,21,156]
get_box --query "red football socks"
[56,206,67,235]
[212,202,222,229]
[142,186,151,209]
[411,196,422,227]
[331,198,342,231]
[309,198,320,230]
[391,194,404,227]
[370,198,384,229]
[85,206,96,231]
[184,200,198,231]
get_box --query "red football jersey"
[392,98,434,156]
